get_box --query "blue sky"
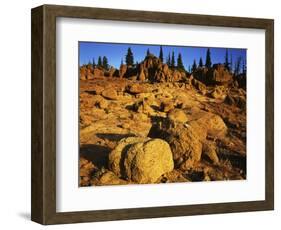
[79,41,246,71]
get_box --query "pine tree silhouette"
[159,46,163,62]
[177,53,185,71]
[102,56,109,70]
[192,59,197,72]
[171,51,175,68]
[205,48,212,68]
[126,47,134,66]
[224,49,229,70]
[199,57,203,67]
[97,56,102,67]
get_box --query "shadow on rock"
[96,133,135,142]
[80,144,112,169]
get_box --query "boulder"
[187,110,228,139]
[95,97,108,109]
[98,171,127,185]
[101,88,118,100]
[210,85,227,100]
[192,79,207,95]
[160,101,174,112]
[126,84,146,94]
[165,123,202,169]
[167,109,188,123]
[207,64,233,85]
[108,137,149,177]
[132,98,154,115]
[119,64,127,78]
[93,67,104,78]
[224,94,246,109]
[138,70,146,81]
[124,138,174,183]
[90,85,104,95]
[202,141,219,164]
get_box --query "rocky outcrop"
[119,64,127,78]
[192,78,207,95]
[208,64,233,85]
[193,64,233,86]
[148,108,227,169]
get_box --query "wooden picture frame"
[31,4,274,225]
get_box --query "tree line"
[88,46,246,75]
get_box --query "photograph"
[79,42,247,186]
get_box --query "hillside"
[79,54,246,186]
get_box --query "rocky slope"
[79,55,246,186]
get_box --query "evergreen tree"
[177,53,185,71]
[125,47,134,66]
[92,58,96,67]
[171,51,175,68]
[224,49,229,70]
[242,59,246,74]
[159,45,164,62]
[102,56,109,70]
[146,48,150,56]
[192,59,197,72]
[97,56,102,67]
[234,56,242,75]
[199,57,203,67]
[166,53,171,67]
[120,58,124,65]
[230,53,233,73]
[205,48,212,68]
[188,65,191,73]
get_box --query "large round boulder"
[108,137,148,177]
[124,138,174,183]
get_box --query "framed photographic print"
[31,4,274,225]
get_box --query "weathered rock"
[202,141,219,164]
[126,84,146,94]
[132,98,154,114]
[192,79,207,95]
[95,97,108,109]
[119,64,127,78]
[80,157,96,186]
[86,69,95,80]
[101,88,118,100]
[172,70,182,82]
[207,64,233,85]
[91,85,104,95]
[189,111,227,140]
[138,70,146,81]
[93,67,104,78]
[106,67,116,78]
[160,169,190,183]
[210,86,227,100]
[160,101,174,112]
[108,137,149,177]
[124,139,174,183]
[166,124,202,169]
[98,171,127,185]
[167,109,188,123]
[224,94,246,109]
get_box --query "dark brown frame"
[31,4,274,225]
